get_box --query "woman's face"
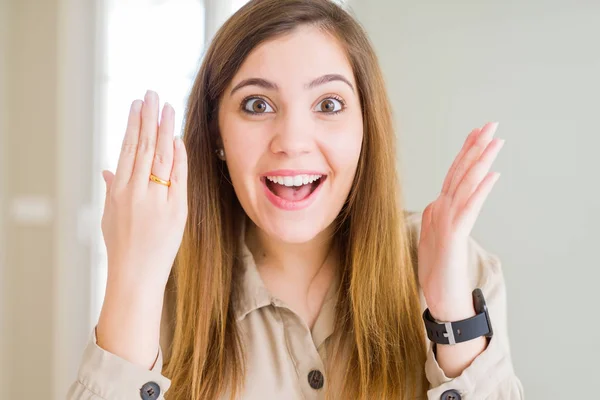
[218,25,363,243]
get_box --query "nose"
[269,110,315,157]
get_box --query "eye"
[242,97,274,114]
[314,97,345,114]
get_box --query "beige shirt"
[67,212,524,399]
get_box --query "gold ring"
[149,173,171,187]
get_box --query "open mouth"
[262,174,327,202]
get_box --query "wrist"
[97,284,164,369]
[106,265,168,299]
[428,298,476,322]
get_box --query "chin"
[262,219,326,244]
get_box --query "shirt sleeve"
[66,327,171,400]
[423,234,525,399]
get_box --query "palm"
[418,194,469,311]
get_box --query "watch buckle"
[443,322,456,345]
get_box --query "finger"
[102,170,115,209]
[441,127,481,195]
[113,100,143,190]
[455,172,500,234]
[102,170,115,192]
[448,122,498,197]
[149,103,175,197]
[168,137,188,204]
[131,90,160,189]
[420,203,434,239]
[452,138,504,209]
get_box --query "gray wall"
[0,0,7,394]
[350,0,599,398]
[0,0,97,398]
[1,0,59,398]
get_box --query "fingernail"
[175,136,183,148]
[145,90,156,102]
[484,122,499,138]
[164,102,173,116]
[131,99,142,112]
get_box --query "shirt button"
[440,389,462,400]
[140,381,161,400]
[307,369,324,390]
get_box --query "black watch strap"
[423,308,491,345]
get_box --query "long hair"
[163,1,427,398]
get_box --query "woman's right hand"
[101,90,188,290]
[96,90,188,368]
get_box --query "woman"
[68,0,523,399]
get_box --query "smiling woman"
[67,1,523,399]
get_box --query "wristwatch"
[422,288,493,345]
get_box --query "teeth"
[266,174,322,187]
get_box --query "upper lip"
[262,169,326,177]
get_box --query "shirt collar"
[234,216,340,347]
[234,216,272,321]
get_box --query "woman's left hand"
[418,122,504,322]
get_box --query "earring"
[216,148,226,160]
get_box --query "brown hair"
[164,0,427,398]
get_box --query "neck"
[245,218,337,284]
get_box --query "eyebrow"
[229,73,355,96]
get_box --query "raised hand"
[418,122,504,322]
[96,90,188,368]
[100,90,188,288]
